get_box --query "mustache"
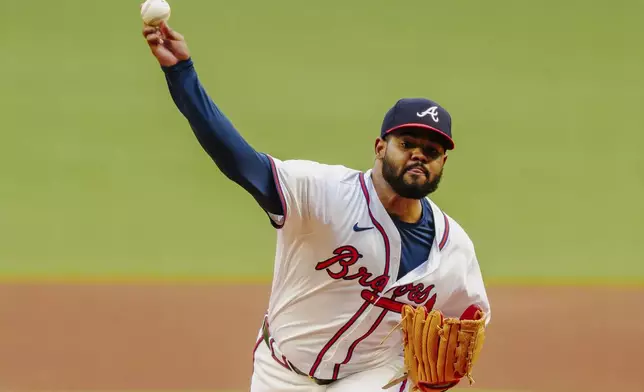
[404,163,429,176]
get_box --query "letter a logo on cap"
[417,106,439,123]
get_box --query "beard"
[382,153,443,199]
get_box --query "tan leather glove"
[398,304,486,392]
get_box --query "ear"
[375,138,387,159]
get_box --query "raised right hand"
[142,21,191,67]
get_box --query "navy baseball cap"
[380,98,454,150]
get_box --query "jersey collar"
[362,170,449,252]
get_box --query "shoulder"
[445,213,475,252]
[427,199,477,256]
[267,155,361,183]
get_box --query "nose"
[410,147,428,162]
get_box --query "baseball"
[141,0,171,26]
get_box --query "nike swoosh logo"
[353,223,374,232]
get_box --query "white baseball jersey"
[259,155,491,382]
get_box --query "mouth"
[406,167,427,176]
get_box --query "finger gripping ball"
[141,0,171,26]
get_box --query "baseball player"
[143,22,491,392]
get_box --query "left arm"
[441,252,492,326]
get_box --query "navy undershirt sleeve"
[161,58,283,216]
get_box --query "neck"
[371,169,423,224]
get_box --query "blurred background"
[1,1,643,391]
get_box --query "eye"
[424,147,441,159]
[400,141,409,149]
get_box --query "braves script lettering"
[315,246,389,292]
[315,246,437,312]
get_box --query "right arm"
[162,58,283,217]
[142,22,283,217]
[142,22,337,230]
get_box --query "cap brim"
[383,123,455,150]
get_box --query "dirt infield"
[0,283,642,392]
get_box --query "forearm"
[161,59,282,215]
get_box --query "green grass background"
[1,0,643,283]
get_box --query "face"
[376,129,448,199]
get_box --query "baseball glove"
[383,304,487,391]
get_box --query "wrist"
[162,57,194,74]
